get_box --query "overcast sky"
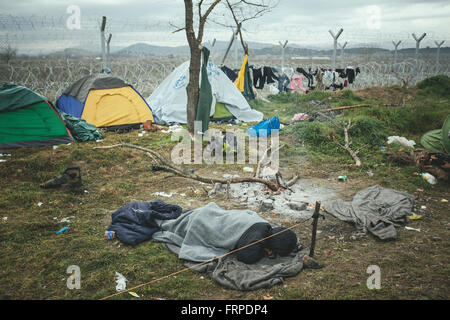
[1,0,449,53]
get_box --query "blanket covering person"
[323,185,416,240]
[107,201,313,290]
[151,202,308,291]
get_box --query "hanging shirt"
[288,74,306,93]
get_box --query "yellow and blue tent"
[56,74,153,128]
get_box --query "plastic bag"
[115,272,127,292]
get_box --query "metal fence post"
[279,40,288,71]
[392,40,401,72]
[100,16,107,72]
[209,38,216,61]
[233,32,238,69]
[106,33,112,70]
[329,28,343,71]
[412,32,426,74]
[435,40,445,74]
[221,27,239,66]
[338,41,347,68]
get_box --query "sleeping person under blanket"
[151,202,300,265]
[107,200,299,264]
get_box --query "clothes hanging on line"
[296,67,314,88]
[251,66,279,89]
[288,74,307,93]
[221,65,238,82]
[252,67,264,89]
[277,74,291,92]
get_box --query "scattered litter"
[291,113,309,122]
[152,192,174,197]
[53,145,58,150]
[367,171,374,177]
[380,146,387,150]
[180,193,186,197]
[223,174,232,179]
[96,139,103,143]
[56,227,69,234]
[138,133,144,137]
[420,173,437,185]
[243,167,254,173]
[161,124,183,134]
[84,190,89,193]
[115,272,127,292]
[0,153,11,157]
[405,226,421,232]
[128,291,140,298]
[55,216,76,223]
[441,199,448,203]
[37,202,43,207]
[387,136,416,148]
[2,217,7,221]
[338,175,347,181]
[408,213,423,220]
[0,160,6,163]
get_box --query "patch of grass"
[416,74,450,98]
[1,76,449,300]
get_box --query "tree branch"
[94,143,281,191]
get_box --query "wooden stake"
[309,201,321,257]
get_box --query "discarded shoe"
[41,167,82,190]
[143,120,161,132]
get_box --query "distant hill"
[113,43,189,57]
[42,41,450,59]
[44,47,98,58]
[112,40,276,57]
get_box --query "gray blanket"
[152,202,268,262]
[152,202,307,291]
[323,185,416,240]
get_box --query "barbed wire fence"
[0,14,449,102]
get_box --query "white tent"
[146,60,263,124]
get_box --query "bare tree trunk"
[184,0,200,133]
[186,51,201,133]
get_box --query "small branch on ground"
[331,120,361,168]
[94,143,280,191]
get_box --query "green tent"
[0,83,73,148]
[211,102,234,121]
[420,115,450,155]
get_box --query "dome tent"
[0,83,73,148]
[56,74,154,129]
[146,54,263,126]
